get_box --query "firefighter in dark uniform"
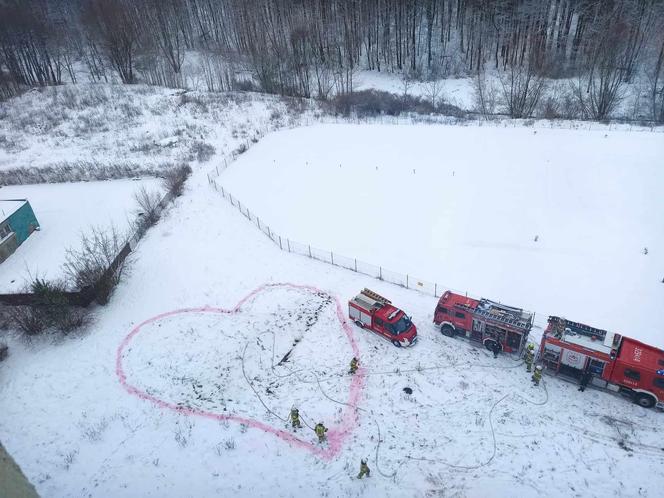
[290,407,302,429]
[579,368,593,391]
[315,422,328,443]
[532,365,543,386]
[490,339,501,358]
[357,459,370,479]
[349,357,359,375]
[525,343,535,372]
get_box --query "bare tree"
[473,68,498,118]
[134,187,162,228]
[423,70,443,108]
[651,37,664,123]
[573,25,629,120]
[63,225,130,305]
[401,71,414,98]
[142,0,186,82]
[163,164,192,197]
[499,59,547,118]
[82,0,139,84]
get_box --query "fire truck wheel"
[634,393,656,408]
[354,320,364,328]
[391,340,402,348]
[440,324,455,337]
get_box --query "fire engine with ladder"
[349,288,417,347]
[540,316,664,409]
[433,290,533,355]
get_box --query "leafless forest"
[1,0,663,121]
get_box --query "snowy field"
[1,166,663,498]
[0,178,161,292]
[0,85,663,498]
[221,124,664,348]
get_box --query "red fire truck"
[540,316,664,409]
[433,291,533,355]
[349,289,417,347]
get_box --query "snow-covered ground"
[2,166,664,498]
[0,179,161,292]
[0,84,306,183]
[1,85,663,498]
[222,124,664,348]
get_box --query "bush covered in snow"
[0,161,176,186]
[63,226,131,306]
[163,164,192,198]
[6,278,88,336]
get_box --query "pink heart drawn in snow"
[115,283,365,460]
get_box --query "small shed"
[0,199,40,264]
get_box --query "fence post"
[331,251,334,265]
[406,274,409,289]
[279,236,283,250]
[435,283,437,296]
[379,266,382,280]
[309,245,312,258]
[216,165,219,175]
[354,258,357,272]
[287,239,291,252]
[257,218,261,230]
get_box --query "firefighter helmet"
[527,343,535,350]
[536,365,543,371]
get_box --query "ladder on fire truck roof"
[360,288,391,305]
[473,307,529,330]
[471,299,532,330]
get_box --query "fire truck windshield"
[390,316,411,334]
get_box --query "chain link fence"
[208,176,472,300]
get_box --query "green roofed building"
[0,199,40,264]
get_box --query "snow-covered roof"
[0,199,27,223]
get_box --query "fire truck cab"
[540,316,664,409]
[349,289,417,347]
[433,291,533,355]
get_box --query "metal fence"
[208,176,474,300]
